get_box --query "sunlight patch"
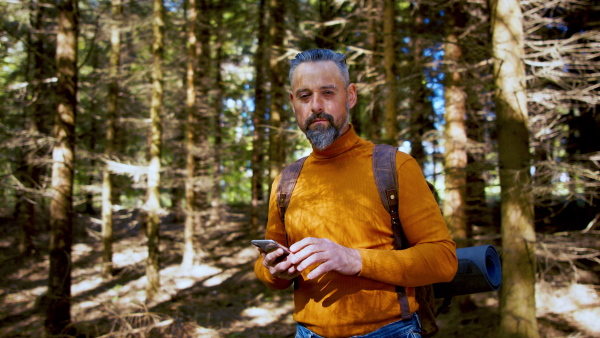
[72,277,103,296]
[189,264,223,279]
[113,249,147,267]
[158,265,222,289]
[203,268,240,287]
[537,282,599,315]
[194,326,221,337]
[239,302,295,327]
[537,282,600,336]
[219,247,259,266]
[72,243,93,260]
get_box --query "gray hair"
[289,49,350,88]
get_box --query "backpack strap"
[372,144,412,320]
[373,144,407,250]
[276,156,307,244]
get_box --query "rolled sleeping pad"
[433,244,502,299]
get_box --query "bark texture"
[491,0,540,336]
[382,0,398,145]
[145,0,165,301]
[101,0,122,279]
[45,0,77,334]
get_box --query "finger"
[289,237,321,253]
[265,248,288,262]
[296,251,327,272]
[306,261,331,280]
[287,265,299,275]
[290,241,329,265]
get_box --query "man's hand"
[260,248,302,280]
[289,238,362,280]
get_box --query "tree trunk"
[145,0,164,302]
[210,8,224,224]
[443,5,470,247]
[183,0,212,270]
[45,0,77,334]
[251,0,269,228]
[382,0,398,145]
[182,0,198,271]
[408,9,426,168]
[101,0,122,279]
[367,0,382,142]
[491,0,539,336]
[268,0,286,182]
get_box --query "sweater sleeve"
[253,175,295,290]
[357,155,458,287]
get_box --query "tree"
[251,0,269,228]
[182,0,199,272]
[145,0,165,302]
[268,0,287,182]
[443,2,469,247]
[45,0,78,334]
[406,5,427,168]
[491,0,539,336]
[382,0,398,145]
[101,0,123,280]
[365,0,383,142]
[210,5,225,223]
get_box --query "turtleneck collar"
[311,125,361,159]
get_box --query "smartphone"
[251,239,290,254]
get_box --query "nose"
[310,94,324,113]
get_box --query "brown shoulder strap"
[373,144,406,249]
[276,156,307,225]
[372,144,412,320]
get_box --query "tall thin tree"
[251,0,269,228]
[382,0,398,145]
[45,0,77,334]
[443,3,469,247]
[145,0,165,301]
[210,4,225,224]
[491,0,539,336]
[182,0,202,271]
[101,0,122,280]
[366,0,383,142]
[268,0,286,182]
[407,7,427,168]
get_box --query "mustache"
[305,112,335,127]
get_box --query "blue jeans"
[295,313,422,338]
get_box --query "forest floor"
[0,205,599,337]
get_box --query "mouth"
[310,119,329,125]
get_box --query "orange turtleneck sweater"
[254,126,457,338]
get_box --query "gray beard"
[306,123,340,150]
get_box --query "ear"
[347,83,357,109]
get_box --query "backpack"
[276,144,450,337]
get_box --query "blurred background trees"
[0,0,599,335]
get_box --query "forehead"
[291,61,344,89]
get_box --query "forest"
[0,0,599,337]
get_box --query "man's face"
[289,61,357,150]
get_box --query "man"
[254,49,457,338]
